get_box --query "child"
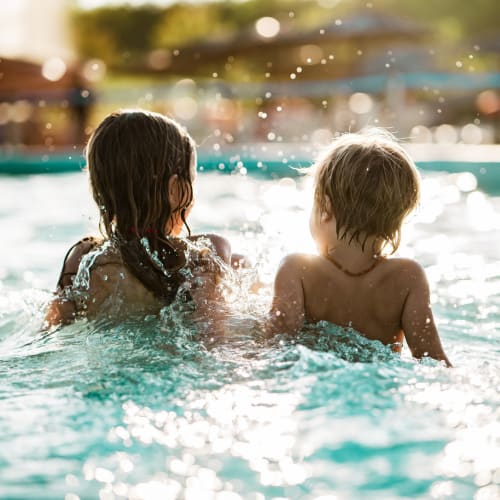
[45,109,233,326]
[267,129,451,366]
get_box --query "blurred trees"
[72,4,163,68]
[72,0,500,73]
[154,4,231,48]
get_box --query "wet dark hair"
[86,109,195,301]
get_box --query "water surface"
[0,170,499,499]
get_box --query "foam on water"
[0,171,499,499]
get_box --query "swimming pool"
[0,167,499,499]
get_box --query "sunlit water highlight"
[0,168,499,499]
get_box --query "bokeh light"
[82,58,106,82]
[173,97,198,120]
[348,92,374,114]
[148,49,172,71]
[460,123,483,144]
[410,125,433,143]
[10,100,33,123]
[298,44,323,65]
[434,124,458,144]
[476,90,500,115]
[255,17,280,38]
[41,57,66,81]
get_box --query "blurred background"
[0,0,499,167]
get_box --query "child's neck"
[324,238,383,277]
[326,236,381,266]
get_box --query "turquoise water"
[1,170,499,499]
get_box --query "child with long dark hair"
[46,109,233,325]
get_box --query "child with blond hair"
[267,129,451,366]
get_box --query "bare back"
[301,256,409,346]
[268,253,451,365]
[45,234,232,326]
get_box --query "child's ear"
[168,174,181,208]
[321,211,332,222]
[321,197,333,222]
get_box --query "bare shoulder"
[386,257,428,282]
[275,253,321,283]
[382,258,430,300]
[190,233,231,264]
[57,236,102,288]
[277,252,316,272]
[206,233,231,262]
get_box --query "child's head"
[86,109,195,244]
[313,128,420,253]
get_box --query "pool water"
[0,169,499,500]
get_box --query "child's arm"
[44,238,98,327]
[401,261,452,367]
[191,233,251,271]
[266,254,306,336]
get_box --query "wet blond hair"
[314,128,420,253]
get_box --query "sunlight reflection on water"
[0,167,499,499]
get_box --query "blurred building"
[0,0,75,63]
[0,0,92,148]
